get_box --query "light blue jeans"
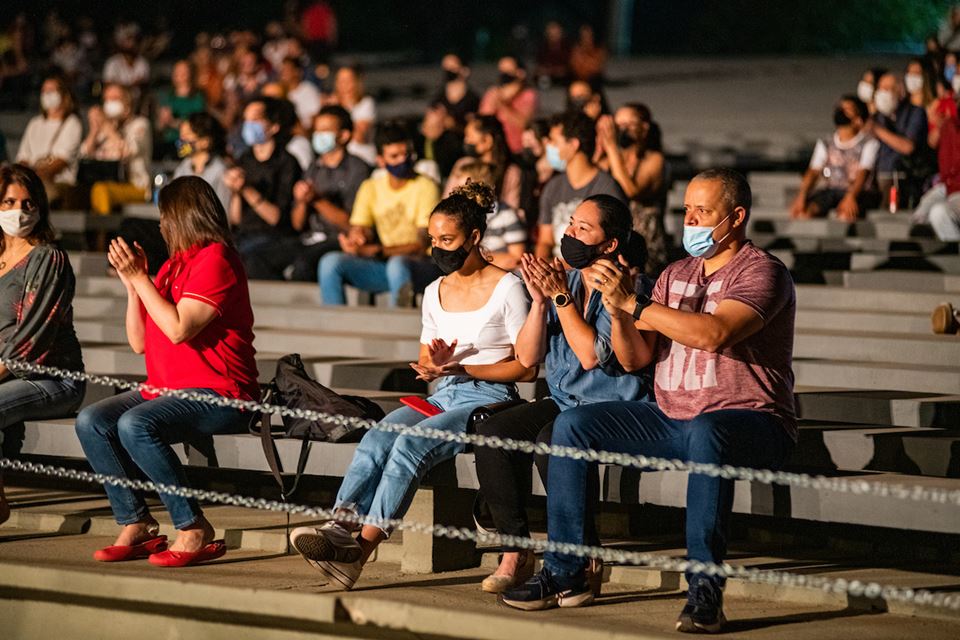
[336,376,517,531]
[0,376,86,447]
[318,251,441,306]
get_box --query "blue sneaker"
[676,575,726,633]
[500,567,594,611]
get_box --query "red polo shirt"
[142,242,259,401]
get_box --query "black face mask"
[617,129,636,149]
[432,240,473,275]
[560,234,606,269]
[499,72,517,86]
[569,97,589,112]
[833,107,853,127]
[444,69,460,83]
[463,142,479,158]
[520,148,539,166]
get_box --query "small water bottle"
[152,173,169,205]
[888,172,899,214]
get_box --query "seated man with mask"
[502,168,797,636]
[318,123,440,306]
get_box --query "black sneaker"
[676,576,726,633]
[500,567,594,611]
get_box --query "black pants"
[474,398,600,551]
[242,236,339,281]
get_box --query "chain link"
[1,456,958,612]
[5,357,960,508]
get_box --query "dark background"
[3,0,955,60]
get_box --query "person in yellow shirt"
[318,123,440,305]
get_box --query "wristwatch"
[552,291,571,308]
[631,293,652,320]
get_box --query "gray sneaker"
[290,522,364,590]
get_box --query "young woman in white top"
[330,65,377,165]
[289,181,536,589]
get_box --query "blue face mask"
[948,65,957,83]
[682,214,731,259]
[241,120,268,147]
[546,144,567,172]
[312,131,337,155]
[385,157,415,179]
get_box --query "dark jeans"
[75,389,248,529]
[473,398,601,552]
[543,401,793,588]
[242,236,340,281]
[0,376,86,451]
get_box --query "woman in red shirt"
[75,176,259,567]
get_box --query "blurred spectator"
[81,84,152,214]
[596,104,668,274]
[939,6,960,51]
[318,123,440,306]
[906,59,935,111]
[928,75,958,149]
[16,76,83,206]
[191,45,225,114]
[791,96,879,222]
[535,21,570,87]
[223,49,268,129]
[300,0,338,62]
[446,115,521,212]
[250,105,372,281]
[867,72,929,207]
[946,51,959,85]
[567,79,607,121]
[517,118,555,233]
[224,96,302,276]
[329,65,377,165]
[416,102,463,182]
[535,112,627,259]
[173,112,232,210]
[257,82,315,171]
[102,25,150,107]
[262,22,293,72]
[857,67,887,115]
[912,116,960,241]
[0,16,29,109]
[479,56,539,155]
[50,33,94,97]
[569,25,607,83]
[433,54,480,131]
[446,160,526,270]
[280,56,322,129]
[156,60,207,160]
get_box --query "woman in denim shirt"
[474,194,653,595]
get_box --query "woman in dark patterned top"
[0,164,85,525]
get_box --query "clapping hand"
[523,255,569,299]
[107,237,149,286]
[584,256,634,312]
[410,339,464,381]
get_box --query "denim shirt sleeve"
[594,273,654,373]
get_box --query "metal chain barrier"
[5,357,960,508]
[1,456,958,612]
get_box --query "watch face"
[554,293,570,307]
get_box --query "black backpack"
[251,353,385,499]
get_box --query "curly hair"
[431,179,496,239]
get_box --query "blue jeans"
[318,251,441,306]
[0,376,86,446]
[544,401,793,587]
[336,377,517,532]
[75,389,248,529]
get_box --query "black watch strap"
[631,293,652,320]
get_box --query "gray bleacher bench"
[51,211,124,235]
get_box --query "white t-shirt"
[102,54,150,86]
[420,272,529,365]
[347,95,378,165]
[16,114,84,185]
[288,81,323,129]
[286,135,315,171]
[809,131,880,172]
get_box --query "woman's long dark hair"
[0,164,56,253]
[467,115,510,194]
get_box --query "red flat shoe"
[94,535,168,562]
[148,540,226,567]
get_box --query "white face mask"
[0,208,40,238]
[857,80,874,104]
[40,91,62,112]
[952,75,960,95]
[905,73,924,94]
[874,89,898,117]
[103,99,125,119]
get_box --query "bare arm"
[124,288,146,354]
[463,358,538,383]
[515,300,549,368]
[872,122,915,156]
[241,186,281,226]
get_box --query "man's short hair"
[375,121,412,153]
[317,105,353,133]
[840,94,869,121]
[551,111,596,159]
[693,168,752,218]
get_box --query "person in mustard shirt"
[318,123,441,305]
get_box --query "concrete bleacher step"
[795,308,930,334]
[796,285,956,312]
[795,388,960,428]
[846,254,960,274]
[792,422,960,478]
[794,359,960,395]
[838,270,960,293]
[794,329,960,367]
